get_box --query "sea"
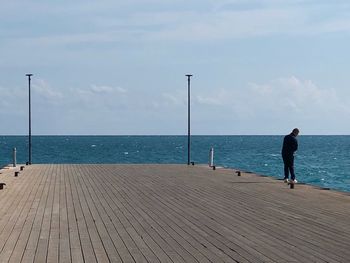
[1,135,350,192]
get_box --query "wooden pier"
[0,164,350,262]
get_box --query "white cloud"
[0,85,27,114]
[6,1,350,48]
[190,76,350,121]
[147,8,302,41]
[247,76,346,116]
[162,91,186,106]
[310,18,350,34]
[1,76,350,134]
[33,79,63,100]
[68,84,130,114]
[90,85,126,94]
[2,1,350,135]
[76,85,127,98]
[18,32,124,47]
[196,95,222,106]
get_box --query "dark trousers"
[282,155,295,180]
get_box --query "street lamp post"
[26,74,33,165]
[186,74,193,165]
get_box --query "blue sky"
[1,0,350,135]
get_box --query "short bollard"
[20,166,25,171]
[13,147,17,167]
[0,183,6,190]
[212,166,216,170]
[14,171,19,177]
[236,171,241,176]
[289,182,295,189]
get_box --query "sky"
[1,0,350,135]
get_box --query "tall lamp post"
[186,74,193,165]
[26,74,33,165]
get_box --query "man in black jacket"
[282,128,299,183]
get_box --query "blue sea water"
[1,136,349,192]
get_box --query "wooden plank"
[8,165,50,263]
[75,165,122,263]
[0,166,46,262]
[63,164,84,263]
[67,165,97,263]
[79,166,136,263]
[58,165,71,263]
[157,167,349,262]
[97,165,229,263]
[99,165,268,263]
[168,169,350,261]
[98,165,200,263]
[21,165,55,263]
[71,165,110,263]
[1,164,350,263]
[138,176,325,261]
[85,165,173,263]
[78,165,147,263]
[46,165,61,263]
[94,166,246,259]
[33,165,58,263]
[102,166,350,262]
[0,167,38,245]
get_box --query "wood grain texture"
[0,164,349,262]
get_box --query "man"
[281,128,299,183]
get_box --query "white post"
[209,147,214,167]
[13,147,17,167]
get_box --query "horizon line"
[1,134,350,136]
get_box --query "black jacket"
[282,134,298,156]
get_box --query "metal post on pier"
[209,147,216,170]
[209,147,214,167]
[186,74,193,166]
[13,148,17,167]
[26,73,33,165]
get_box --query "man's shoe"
[284,178,289,183]
[291,179,298,184]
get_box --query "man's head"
[292,128,299,136]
